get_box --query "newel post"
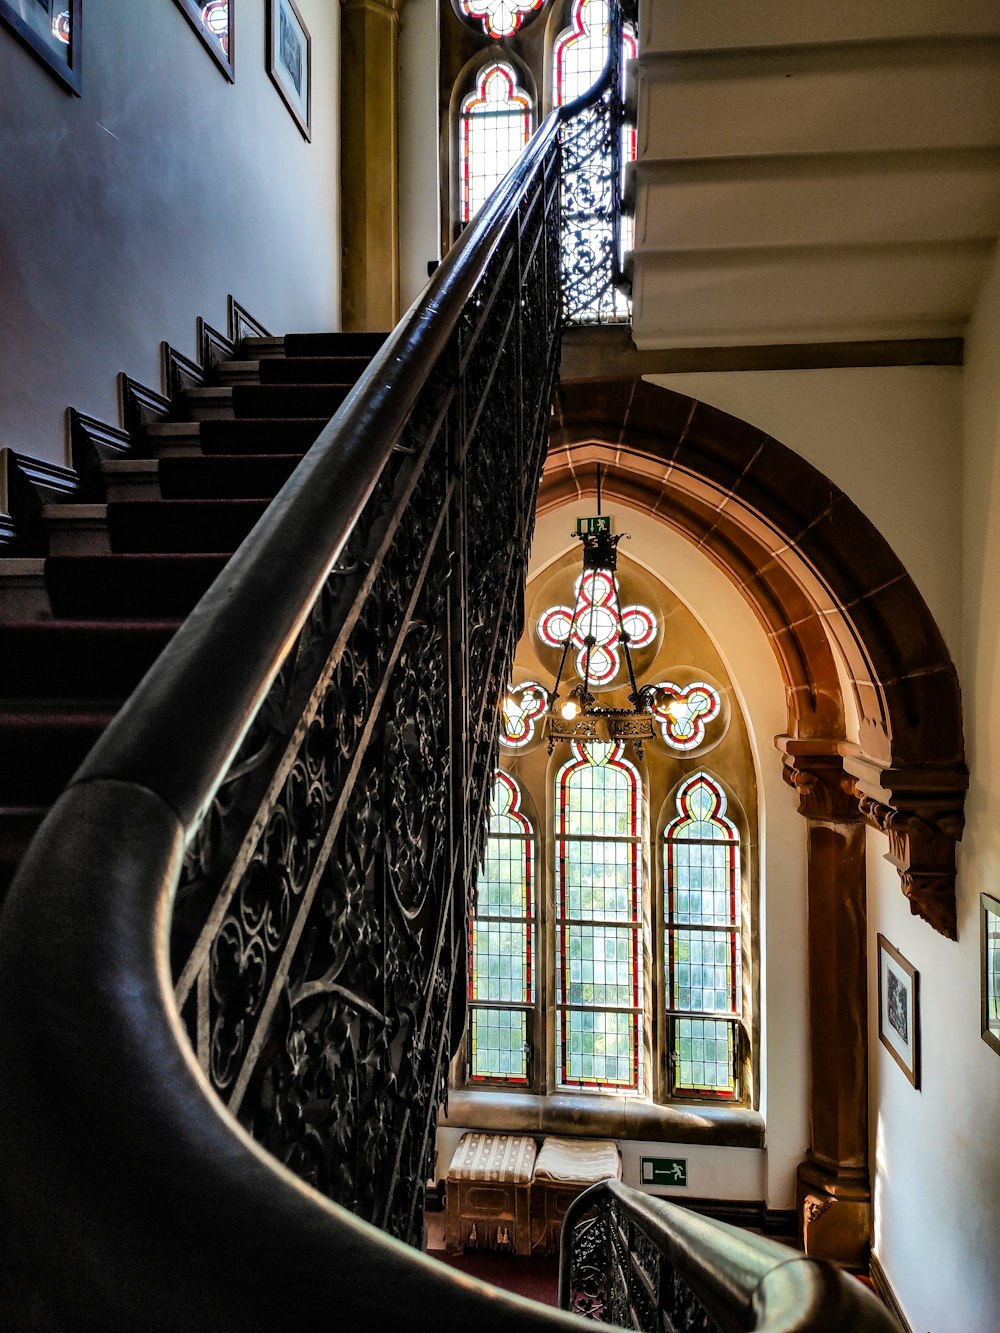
[778,738,871,1271]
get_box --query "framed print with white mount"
[267,0,311,140]
[0,0,81,95]
[877,934,920,1089]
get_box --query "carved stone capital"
[775,738,861,822]
[844,749,967,940]
[796,1159,871,1271]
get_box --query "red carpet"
[426,1249,560,1307]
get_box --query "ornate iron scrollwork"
[169,143,561,1249]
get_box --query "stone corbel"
[776,738,861,823]
[842,750,967,942]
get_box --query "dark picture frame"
[877,934,920,1089]
[173,0,234,82]
[980,893,1000,1057]
[0,0,82,95]
[267,0,311,141]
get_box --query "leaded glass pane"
[672,1018,735,1095]
[561,1008,635,1087]
[471,1008,528,1081]
[665,773,741,1097]
[468,772,534,1085]
[537,571,655,690]
[460,62,532,222]
[556,742,642,1092]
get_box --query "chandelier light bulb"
[560,699,579,720]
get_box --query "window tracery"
[456,0,547,40]
[459,61,533,222]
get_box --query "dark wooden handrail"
[559,1180,899,1331]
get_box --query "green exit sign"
[641,1157,687,1187]
[576,515,612,535]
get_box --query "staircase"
[0,331,386,901]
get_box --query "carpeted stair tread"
[46,554,230,619]
[106,499,268,554]
[157,454,304,499]
[257,357,371,386]
[0,620,180,699]
[0,707,118,804]
[230,384,353,419]
[195,419,326,454]
[283,331,388,358]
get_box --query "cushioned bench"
[445,1132,538,1255]
[530,1136,622,1255]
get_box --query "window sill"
[441,1089,765,1148]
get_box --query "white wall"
[646,367,964,666]
[526,505,809,1211]
[0,0,340,468]
[398,0,440,314]
[863,245,1000,1333]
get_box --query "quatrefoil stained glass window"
[457,0,547,39]
[537,570,656,688]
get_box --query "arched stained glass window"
[556,741,643,1090]
[457,0,546,40]
[664,773,741,1098]
[468,772,536,1083]
[460,61,533,223]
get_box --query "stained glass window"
[556,742,642,1091]
[664,774,741,1098]
[537,570,656,688]
[468,773,535,1083]
[499,681,548,750]
[652,681,722,752]
[460,62,533,223]
[458,0,546,39]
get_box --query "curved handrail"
[559,1181,899,1332]
[0,20,632,1329]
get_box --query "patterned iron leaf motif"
[173,134,561,1248]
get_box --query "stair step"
[0,707,118,804]
[145,419,326,456]
[45,554,230,619]
[0,620,179,699]
[101,459,161,502]
[257,356,371,386]
[284,331,389,358]
[242,331,388,359]
[157,454,303,500]
[106,500,268,554]
[183,385,353,421]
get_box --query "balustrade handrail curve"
[0,56,622,1333]
[559,1180,898,1332]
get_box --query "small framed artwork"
[877,934,920,1089]
[0,0,82,95]
[173,0,234,82]
[980,893,1000,1057]
[267,0,311,141]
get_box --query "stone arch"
[546,378,967,939]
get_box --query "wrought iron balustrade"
[560,1180,898,1333]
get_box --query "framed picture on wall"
[0,0,82,94]
[267,0,311,141]
[877,935,920,1089]
[980,893,1000,1057]
[173,0,234,81]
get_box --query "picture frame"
[267,0,311,141]
[0,0,82,95]
[173,0,234,82]
[980,893,1000,1057]
[877,934,920,1089]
